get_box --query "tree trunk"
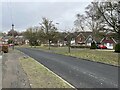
[48,39,50,50]
[68,41,71,53]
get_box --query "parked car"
[9,44,14,47]
[97,44,107,49]
[0,44,2,47]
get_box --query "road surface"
[17,48,118,88]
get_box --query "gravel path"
[0,55,2,90]
[2,50,31,88]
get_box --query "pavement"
[17,47,118,88]
[0,55,2,90]
[2,50,31,88]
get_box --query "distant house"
[0,33,3,44]
[15,36,25,45]
[0,34,25,45]
[75,33,86,44]
[74,31,92,45]
[71,39,75,45]
[2,36,13,44]
[100,36,117,49]
[62,31,117,49]
[25,39,29,45]
[85,35,94,46]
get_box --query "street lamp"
[12,24,15,50]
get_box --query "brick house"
[75,31,92,45]
[63,31,117,49]
[75,33,86,44]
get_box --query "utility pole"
[12,24,14,50]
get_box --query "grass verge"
[19,56,73,88]
[34,46,118,66]
[65,49,118,66]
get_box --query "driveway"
[17,48,118,88]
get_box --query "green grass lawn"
[20,57,73,88]
[34,46,118,66]
[66,49,118,66]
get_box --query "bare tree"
[74,14,85,32]
[93,1,120,43]
[40,17,58,50]
[85,2,105,41]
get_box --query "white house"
[100,37,117,49]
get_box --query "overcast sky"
[1,0,93,33]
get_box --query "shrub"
[115,43,120,53]
[8,39,13,44]
[2,45,8,53]
[29,40,39,46]
[90,41,97,49]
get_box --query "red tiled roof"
[101,38,116,43]
[102,39,115,43]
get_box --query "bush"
[90,41,97,49]
[115,43,120,53]
[8,39,13,44]
[2,45,8,53]
[29,40,39,46]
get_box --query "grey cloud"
[1,2,91,32]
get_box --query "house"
[74,31,93,45]
[15,36,25,45]
[2,36,13,44]
[62,31,93,46]
[0,33,3,44]
[85,35,94,46]
[25,39,29,45]
[71,39,75,45]
[100,36,117,49]
[62,31,117,49]
[75,33,86,44]
[0,34,25,45]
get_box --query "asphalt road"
[17,48,118,88]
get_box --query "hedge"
[90,42,97,49]
[71,45,90,48]
[115,43,120,53]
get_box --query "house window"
[88,38,92,41]
[79,38,82,41]
[109,43,113,46]
[104,43,107,46]
[106,37,108,40]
